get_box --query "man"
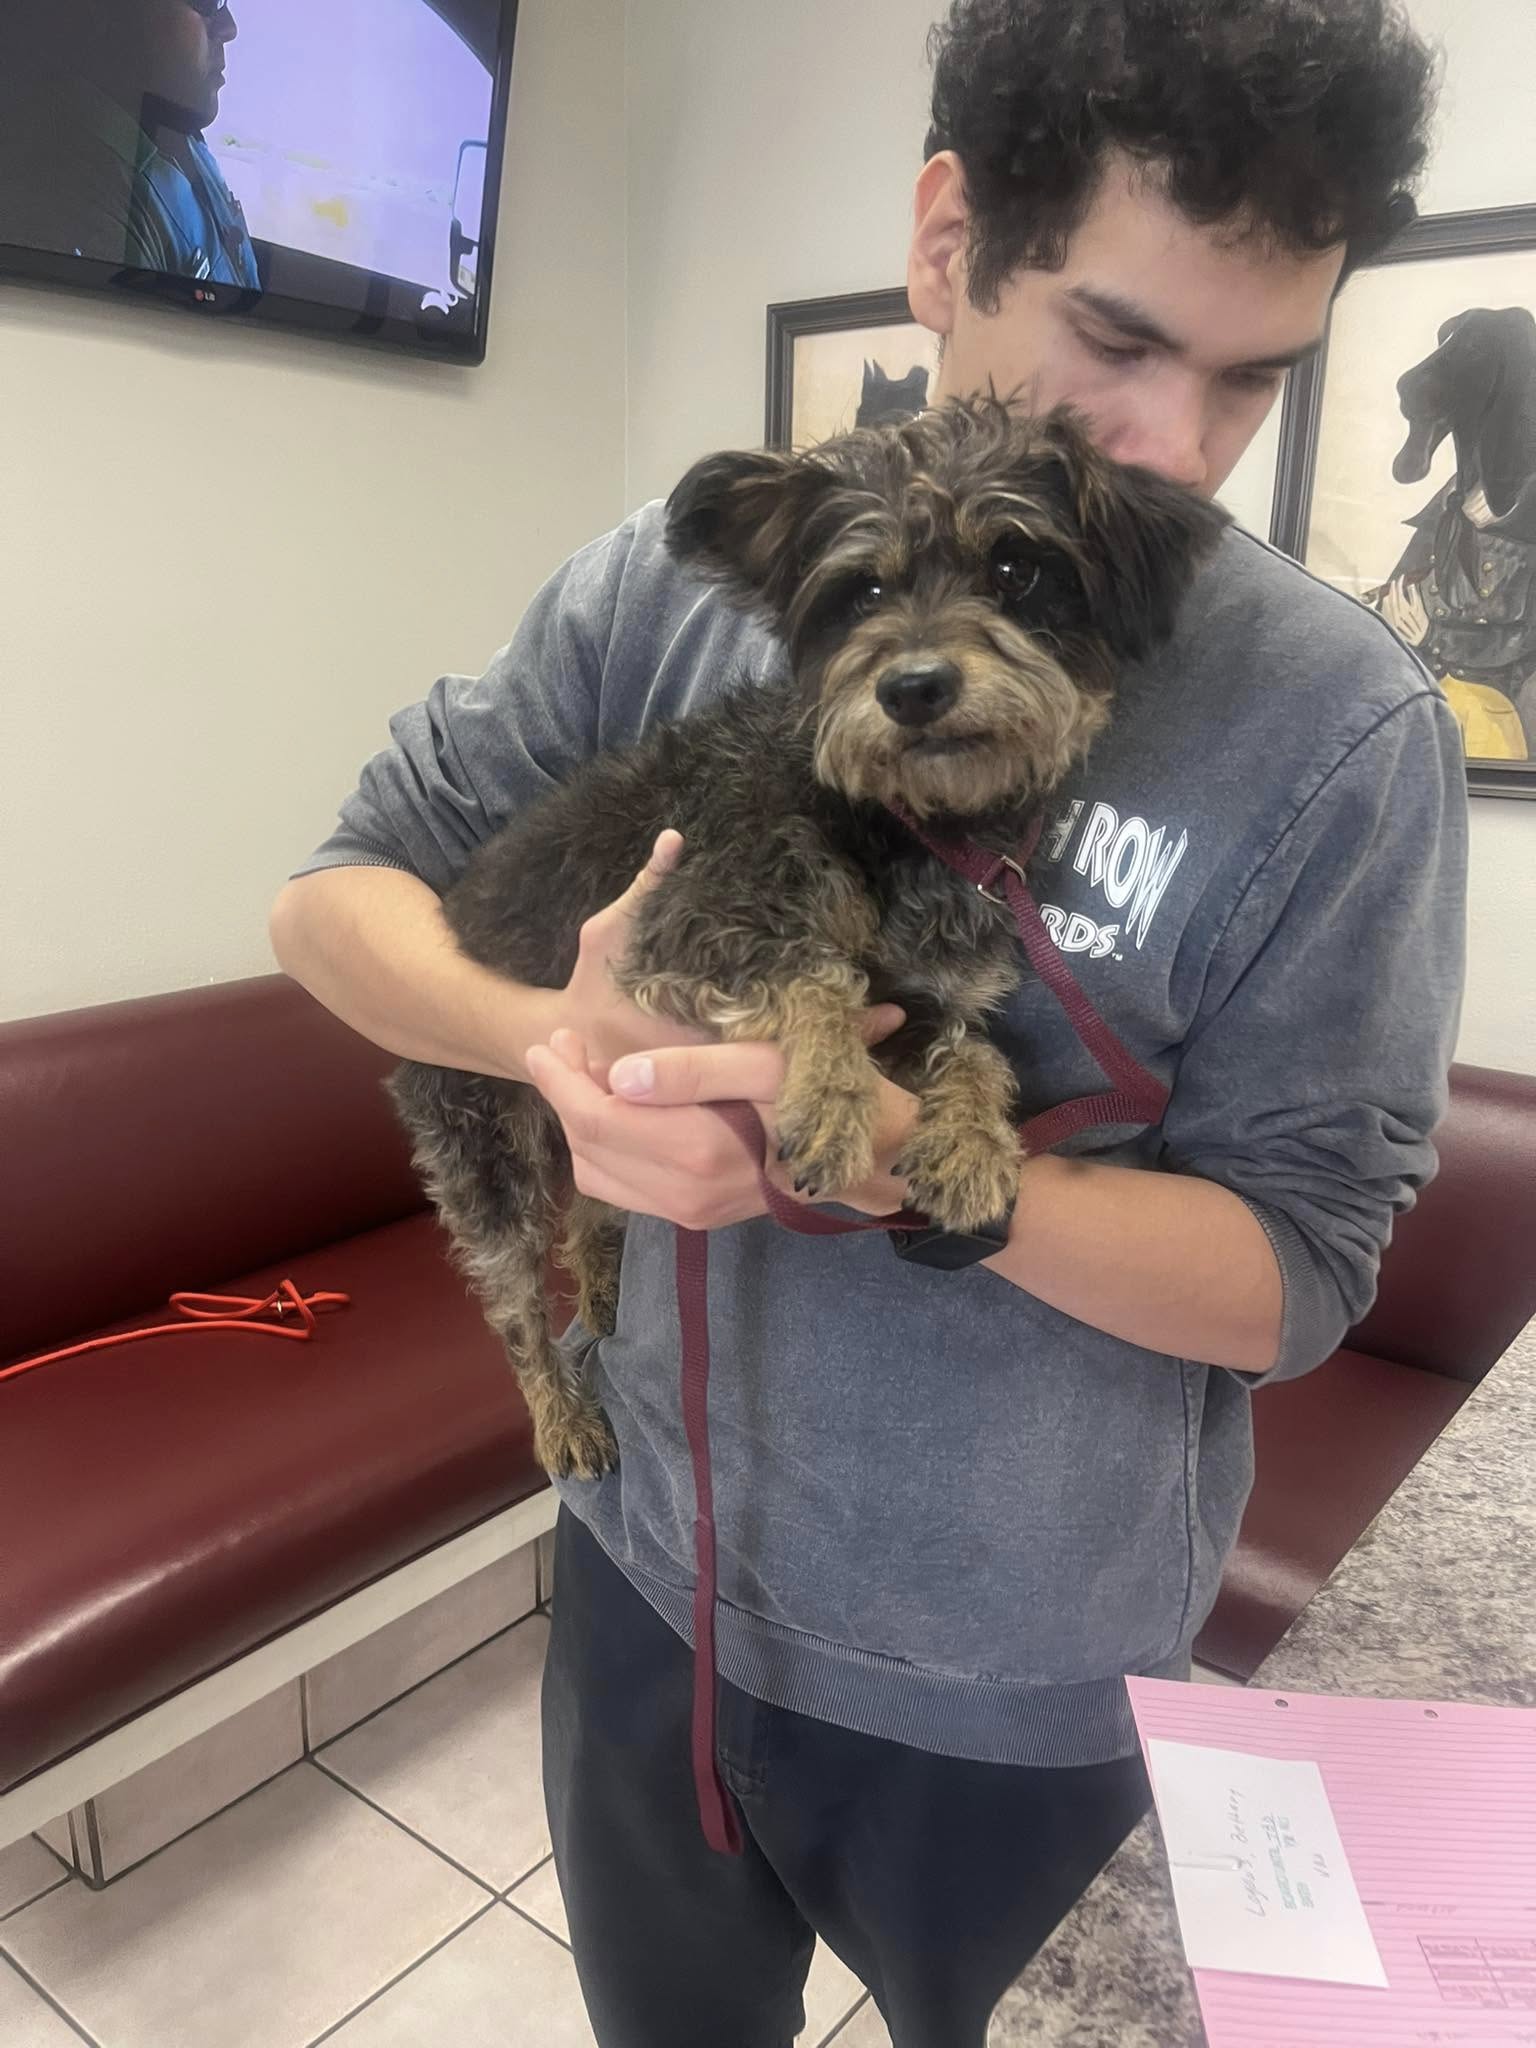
[0,0,258,287]
[270,4,1465,2043]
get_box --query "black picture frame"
[765,286,920,448]
[1270,202,1536,800]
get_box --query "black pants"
[541,1506,1151,2048]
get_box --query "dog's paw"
[537,1406,619,1481]
[775,1080,878,1202]
[894,1116,1021,1235]
[573,1266,620,1338]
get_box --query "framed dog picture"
[766,287,941,451]
[1271,203,1536,799]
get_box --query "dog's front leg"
[660,966,884,1201]
[734,965,882,1201]
[613,837,884,1202]
[885,1027,1022,1234]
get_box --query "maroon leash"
[674,804,1171,1854]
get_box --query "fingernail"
[612,1056,654,1097]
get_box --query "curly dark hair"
[925,0,1440,314]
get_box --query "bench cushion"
[1193,1346,1469,1679]
[0,1211,553,1795]
[0,975,427,1368]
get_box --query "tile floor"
[0,1582,1241,2048]
[0,1604,880,2048]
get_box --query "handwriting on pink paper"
[1126,1678,1536,2048]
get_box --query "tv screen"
[0,0,518,363]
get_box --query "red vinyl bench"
[2,972,1530,1859]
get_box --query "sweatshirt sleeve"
[1159,688,1468,1388]
[287,517,638,897]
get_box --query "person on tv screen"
[0,0,260,289]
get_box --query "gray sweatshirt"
[290,499,1468,1768]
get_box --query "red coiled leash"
[677,804,1172,1854]
[0,1280,353,1385]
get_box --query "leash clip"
[977,854,1027,907]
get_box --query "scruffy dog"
[386,396,1228,1479]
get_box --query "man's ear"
[664,448,835,623]
[1050,426,1232,661]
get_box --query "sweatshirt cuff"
[287,835,422,885]
[1231,1196,1352,1390]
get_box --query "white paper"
[1145,1739,1389,1988]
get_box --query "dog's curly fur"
[385,397,1228,1479]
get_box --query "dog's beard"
[811,621,1111,821]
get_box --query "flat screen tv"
[0,0,518,364]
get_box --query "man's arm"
[977,689,1465,1383]
[845,1114,1283,1373]
[528,1033,1279,1368]
[269,865,560,1083]
[271,832,724,1086]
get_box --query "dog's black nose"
[876,661,961,727]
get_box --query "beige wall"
[623,0,1536,1074]
[0,0,628,1022]
[4,0,1532,1074]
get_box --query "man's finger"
[549,1028,589,1072]
[596,830,685,930]
[609,1038,787,1107]
[525,1042,608,1148]
[609,1013,903,1102]
[860,1004,906,1044]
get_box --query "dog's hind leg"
[384,1064,618,1480]
[557,1191,626,1339]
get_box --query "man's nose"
[1104,390,1207,492]
[215,5,239,42]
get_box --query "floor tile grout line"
[501,1848,555,1898]
[309,1604,550,1761]
[0,1869,75,1925]
[299,1896,503,2048]
[0,1945,105,2047]
[817,1992,874,2046]
[8,1605,552,1903]
[308,1754,512,1899]
[17,1754,320,1900]
[0,1605,548,1908]
[13,1829,77,1885]
[504,1893,573,1953]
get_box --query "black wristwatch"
[890,1199,1015,1269]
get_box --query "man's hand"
[524,1015,920,1231]
[552,829,716,1090]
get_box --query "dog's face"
[665,396,1229,820]
[1392,308,1536,514]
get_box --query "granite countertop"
[988,1316,1536,2048]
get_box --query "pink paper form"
[1126,1677,1536,2046]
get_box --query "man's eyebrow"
[1062,285,1326,373]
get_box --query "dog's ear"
[1063,440,1232,661]
[665,448,837,623]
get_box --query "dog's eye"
[851,578,886,616]
[991,551,1041,604]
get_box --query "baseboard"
[0,1487,558,1855]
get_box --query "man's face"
[135,0,238,130]
[910,151,1345,498]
